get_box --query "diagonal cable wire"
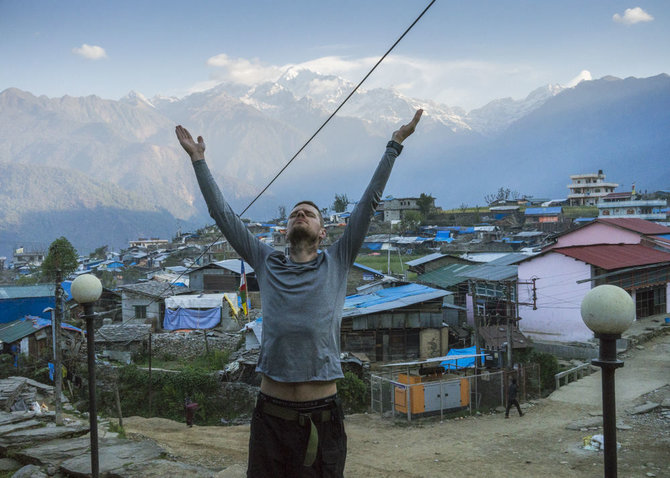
[239,0,436,216]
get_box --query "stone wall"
[150,331,242,361]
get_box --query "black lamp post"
[581,284,635,478]
[71,274,103,478]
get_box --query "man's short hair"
[292,200,324,226]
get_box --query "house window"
[134,305,147,319]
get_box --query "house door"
[375,332,385,362]
[635,286,666,318]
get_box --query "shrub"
[516,349,559,394]
[336,372,367,414]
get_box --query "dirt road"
[124,331,670,477]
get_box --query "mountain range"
[1,70,669,259]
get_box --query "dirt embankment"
[124,332,670,478]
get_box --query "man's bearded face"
[287,203,325,244]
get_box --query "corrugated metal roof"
[459,252,510,263]
[95,323,151,343]
[418,253,524,285]
[405,253,446,267]
[596,218,670,235]
[118,281,192,299]
[525,207,562,216]
[603,192,632,200]
[395,237,429,244]
[553,244,670,270]
[417,263,472,288]
[458,263,518,281]
[342,283,448,318]
[352,263,384,276]
[486,253,528,266]
[0,285,55,300]
[189,259,254,275]
[0,317,46,343]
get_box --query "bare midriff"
[260,375,337,402]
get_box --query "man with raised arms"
[176,109,423,478]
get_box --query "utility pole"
[505,280,513,368]
[54,270,63,425]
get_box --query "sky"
[1,0,669,111]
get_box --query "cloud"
[206,53,284,85]
[613,7,654,24]
[202,52,548,110]
[565,70,592,88]
[72,44,107,60]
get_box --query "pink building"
[517,218,670,343]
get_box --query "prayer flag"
[238,260,249,316]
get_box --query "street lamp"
[71,274,103,478]
[581,284,635,478]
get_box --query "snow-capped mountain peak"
[120,90,155,108]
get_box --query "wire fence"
[370,364,540,422]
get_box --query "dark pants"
[185,402,198,426]
[505,399,522,417]
[247,393,347,478]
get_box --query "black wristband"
[386,140,403,154]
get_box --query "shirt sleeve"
[331,144,400,266]
[192,160,270,268]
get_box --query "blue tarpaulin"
[163,307,221,330]
[434,231,453,243]
[441,346,480,370]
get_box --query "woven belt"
[259,400,333,467]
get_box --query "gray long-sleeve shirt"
[192,143,401,382]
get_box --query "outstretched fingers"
[175,125,205,160]
[393,109,423,143]
[407,109,423,129]
[175,125,193,141]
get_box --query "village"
[0,172,669,477]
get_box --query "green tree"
[332,194,349,213]
[416,193,435,218]
[89,245,108,260]
[99,270,117,289]
[279,205,287,221]
[484,187,520,205]
[42,237,78,281]
[399,210,422,233]
[15,274,40,286]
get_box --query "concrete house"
[516,218,670,345]
[188,259,257,293]
[12,248,46,269]
[382,196,433,223]
[597,191,667,221]
[567,170,618,206]
[117,282,192,330]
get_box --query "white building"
[567,170,618,206]
[598,190,667,220]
